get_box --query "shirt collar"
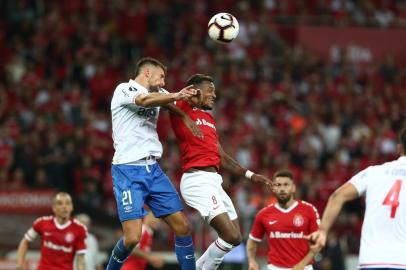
[129,79,148,92]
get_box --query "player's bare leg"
[197,213,242,270]
[162,211,196,270]
[122,219,143,247]
[106,219,143,270]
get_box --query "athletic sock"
[196,250,208,270]
[106,237,132,270]
[175,235,196,270]
[201,238,233,270]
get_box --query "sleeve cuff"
[25,228,38,242]
[248,234,262,242]
[76,249,86,254]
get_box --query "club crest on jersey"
[65,232,75,243]
[293,214,304,227]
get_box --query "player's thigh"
[146,164,183,218]
[111,164,149,222]
[218,181,238,221]
[161,211,191,236]
[181,171,229,222]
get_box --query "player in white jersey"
[107,57,200,270]
[308,127,406,270]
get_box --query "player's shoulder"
[72,218,88,233]
[298,200,319,213]
[33,215,53,224]
[257,203,277,215]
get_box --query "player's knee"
[222,231,242,246]
[172,218,192,236]
[123,232,141,249]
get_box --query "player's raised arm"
[218,143,271,186]
[135,85,197,107]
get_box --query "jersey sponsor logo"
[293,214,304,227]
[269,220,278,225]
[270,231,304,239]
[137,107,157,118]
[44,241,73,253]
[129,86,137,92]
[65,232,75,243]
[196,118,216,130]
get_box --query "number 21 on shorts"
[122,190,133,206]
[382,179,402,218]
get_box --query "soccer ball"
[208,13,239,44]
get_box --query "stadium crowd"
[1,0,406,268]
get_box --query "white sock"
[196,251,207,270]
[201,238,233,270]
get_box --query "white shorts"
[180,170,238,223]
[267,264,313,270]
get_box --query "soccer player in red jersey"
[246,170,321,270]
[16,192,87,270]
[170,74,271,270]
[121,211,165,270]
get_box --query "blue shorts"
[111,163,183,222]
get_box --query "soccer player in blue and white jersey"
[106,57,200,270]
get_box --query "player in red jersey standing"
[16,192,87,270]
[247,170,321,270]
[170,74,271,270]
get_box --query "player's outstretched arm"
[134,85,197,107]
[16,238,30,270]
[246,239,260,270]
[218,143,271,186]
[307,182,359,249]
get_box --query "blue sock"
[106,237,132,270]
[175,235,196,270]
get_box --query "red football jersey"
[121,225,154,270]
[249,200,320,268]
[25,216,87,270]
[170,100,220,172]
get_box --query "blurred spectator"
[75,213,103,270]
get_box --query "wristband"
[245,170,254,180]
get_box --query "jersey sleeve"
[348,167,371,195]
[307,203,320,233]
[25,217,43,242]
[249,211,265,242]
[114,84,147,106]
[74,226,87,254]
[174,100,189,111]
